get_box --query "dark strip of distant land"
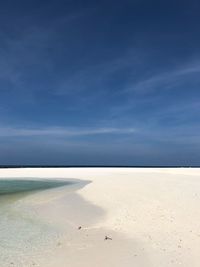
[0,165,199,168]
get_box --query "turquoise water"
[0,178,75,266]
[0,178,73,195]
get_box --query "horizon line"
[0,165,199,169]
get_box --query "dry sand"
[0,167,200,266]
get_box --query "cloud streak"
[125,62,200,94]
[0,126,136,137]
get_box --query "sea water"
[0,178,73,266]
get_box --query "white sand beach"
[0,167,200,267]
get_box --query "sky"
[0,0,200,165]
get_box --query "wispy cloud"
[125,62,200,94]
[0,126,136,137]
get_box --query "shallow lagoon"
[0,178,73,195]
[0,178,79,266]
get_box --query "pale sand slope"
[0,168,200,266]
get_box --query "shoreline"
[0,168,200,266]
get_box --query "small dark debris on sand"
[104,235,112,240]
[78,226,82,230]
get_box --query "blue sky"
[0,0,200,165]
